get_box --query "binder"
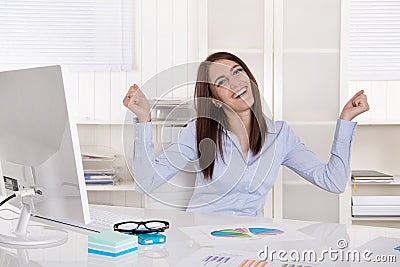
[352,196,400,206]
[352,206,400,216]
[351,170,394,181]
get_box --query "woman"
[123,52,369,217]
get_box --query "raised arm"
[282,119,356,193]
[123,85,198,193]
[281,90,369,193]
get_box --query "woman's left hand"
[340,90,370,121]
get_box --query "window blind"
[349,0,400,80]
[0,0,133,71]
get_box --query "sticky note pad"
[88,230,138,257]
[88,230,137,247]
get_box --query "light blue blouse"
[132,117,357,217]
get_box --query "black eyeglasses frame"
[113,220,169,235]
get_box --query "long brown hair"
[194,52,267,180]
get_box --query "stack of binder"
[81,146,120,186]
[88,230,138,257]
[84,169,118,185]
[351,170,394,183]
[352,196,400,217]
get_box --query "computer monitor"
[0,65,90,248]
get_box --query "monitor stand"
[0,199,68,248]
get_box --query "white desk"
[0,205,400,266]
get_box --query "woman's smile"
[233,87,247,99]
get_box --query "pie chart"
[210,227,284,238]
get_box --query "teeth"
[234,87,247,98]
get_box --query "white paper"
[179,223,313,248]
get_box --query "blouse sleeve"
[281,119,357,193]
[133,121,198,193]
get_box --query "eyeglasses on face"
[113,220,169,235]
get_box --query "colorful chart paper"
[211,227,284,238]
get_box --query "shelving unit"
[78,113,192,208]
[339,0,400,227]
[86,179,135,192]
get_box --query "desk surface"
[1,205,400,266]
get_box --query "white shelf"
[357,121,400,126]
[76,120,125,125]
[85,179,135,191]
[283,48,339,54]
[352,216,400,221]
[151,120,188,126]
[76,120,188,126]
[208,48,264,54]
[285,121,337,125]
[282,180,309,185]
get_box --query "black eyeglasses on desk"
[113,220,169,235]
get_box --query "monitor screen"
[0,66,90,225]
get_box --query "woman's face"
[208,59,255,113]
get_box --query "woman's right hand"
[123,84,151,122]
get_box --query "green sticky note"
[88,230,138,247]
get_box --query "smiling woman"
[123,51,369,217]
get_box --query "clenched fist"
[340,90,370,121]
[123,84,151,123]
